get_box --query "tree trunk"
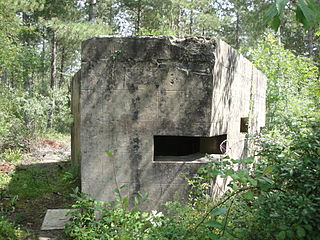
[50,31,57,90]
[59,46,65,88]
[89,0,97,23]
[235,10,240,49]
[172,4,181,35]
[136,0,141,35]
[108,3,114,27]
[23,70,32,93]
[48,31,57,129]
[189,0,193,35]
[1,68,8,86]
[22,12,32,93]
[41,38,46,93]
[308,28,314,57]
[177,7,182,36]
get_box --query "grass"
[38,131,71,142]
[0,135,79,239]
[5,163,76,200]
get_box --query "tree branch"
[192,186,257,232]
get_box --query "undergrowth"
[65,119,320,240]
[0,215,29,240]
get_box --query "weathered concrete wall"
[72,36,267,210]
[210,40,267,197]
[71,70,81,173]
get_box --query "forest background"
[0,0,319,239]
[0,0,319,142]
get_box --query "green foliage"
[263,0,320,30]
[0,86,32,151]
[169,0,220,36]
[0,215,29,240]
[250,34,319,129]
[0,172,11,193]
[0,161,78,203]
[0,1,318,239]
[0,149,23,163]
[65,188,233,240]
[117,0,220,36]
[245,125,320,240]
[0,0,114,155]
[0,84,71,154]
[50,88,73,133]
[6,167,55,199]
[0,154,76,239]
[44,18,112,45]
[193,117,320,239]
[65,188,153,240]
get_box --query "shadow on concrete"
[75,37,253,211]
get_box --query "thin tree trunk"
[48,31,57,129]
[89,0,97,23]
[22,12,32,93]
[136,0,141,35]
[235,11,240,49]
[172,5,181,35]
[2,68,8,86]
[41,39,45,78]
[41,38,46,93]
[189,0,193,35]
[177,7,182,36]
[23,71,31,93]
[21,12,34,130]
[308,28,314,57]
[108,4,113,27]
[50,31,57,90]
[59,46,65,88]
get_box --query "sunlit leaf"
[297,0,317,28]
[210,208,228,216]
[243,191,254,200]
[245,157,254,164]
[263,165,276,175]
[263,3,278,26]
[276,0,290,14]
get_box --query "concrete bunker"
[71,36,267,211]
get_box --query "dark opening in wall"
[154,135,227,161]
[240,117,249,133]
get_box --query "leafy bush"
[65,189,161,240]
[0,83,71,155]
[66,34,319,240]
[0,86,31,152]
[194,119,320,240]
[0,215,29,240]
[0,149,22,163]
[65,118,320,240]
[64,188,233,240]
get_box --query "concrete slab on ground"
[41,209,73,231]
